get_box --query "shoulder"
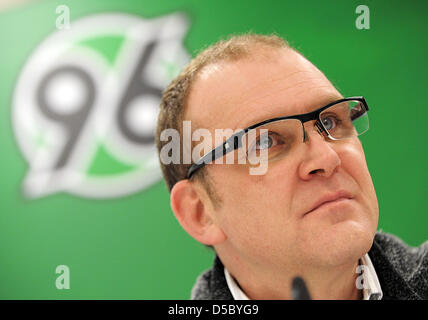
[370,232,428,299]
[191,267,214,300]
[190,255,233,300]
[373,232,428,275]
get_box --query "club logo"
[12,13,189,199]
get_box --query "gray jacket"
[191,232,428,300]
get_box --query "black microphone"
[292,276,312,300]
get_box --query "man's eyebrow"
[238,93,344,129]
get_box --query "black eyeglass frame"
[186,96,369,179]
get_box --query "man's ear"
[170,179,226,246]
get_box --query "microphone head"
[292,276,312,300]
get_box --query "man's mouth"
[304,190,353,216]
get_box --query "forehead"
[185,48,342,131]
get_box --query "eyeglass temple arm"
[186,134,242,179]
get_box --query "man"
[155,34,427,300]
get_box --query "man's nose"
[297,123,341,180]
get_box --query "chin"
[299,219,376,268]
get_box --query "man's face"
[185,48,379,271]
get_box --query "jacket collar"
[368,237,422,300]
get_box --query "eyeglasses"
[186,96,370,179]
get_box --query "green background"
[0,0,426,299]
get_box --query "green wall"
[0,0,426,299]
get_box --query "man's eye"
[322,116,339,130]
[255,133,280,150]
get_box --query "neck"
[221,254,362,300]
